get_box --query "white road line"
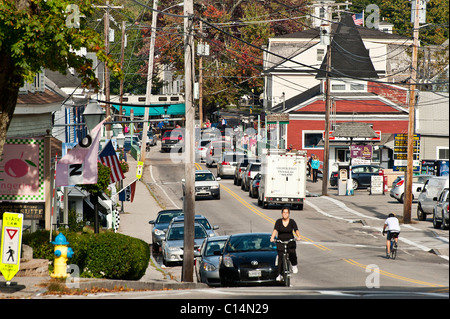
[149,165,181,209]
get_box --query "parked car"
[205,140,233,167]
[216,151,247,178]
[182,170,221,200]
[242,162,261,191]
[148,209,184,253]
[330,164,383,189]
[218,233,279,286]
[123,134,141,152]
[432,188,449,229]
[169,215,219,237]
[234,158,259,186]
[417,176,449,221]
[195,235,229,286]
[249,173,261,198]
[389,174,433,203]
[162,222,208,266]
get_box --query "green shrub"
[81,232,150,280]
[23,230,150,280]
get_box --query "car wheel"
[352,179,359,190]
[433,210,442,229]
[215,192,220,200]
[399,193,404,203]
[417,205,426,221]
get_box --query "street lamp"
[83,102,105,132]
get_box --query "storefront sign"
[0,138,45,202]
[0,202,44,220]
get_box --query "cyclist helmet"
[388,213,395,218]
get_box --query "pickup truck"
[161,128,184,153]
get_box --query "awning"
[112,103,185,117]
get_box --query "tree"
[0,0,123,155]
[136,0,308,117]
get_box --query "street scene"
[0,0,448,307]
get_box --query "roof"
[330,122,379,138]
[316,13,378,79]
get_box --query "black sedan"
[218,233,279,286]
[330,164,383,189]
[248,173,261,198]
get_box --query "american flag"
[99,140,125,183]
[352,13,363,26]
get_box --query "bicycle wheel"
[283,257,291,287]
[390,240,397,260]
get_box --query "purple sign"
[350,145,372,159]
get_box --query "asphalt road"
[145,143,449,297]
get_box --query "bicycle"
[385,231,399,260]
[276,238,296,287]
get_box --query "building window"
[331,84,346,91]
[336,148,350,162]
[303,132,323,149]
[437,147,449,160]
[350,83,365,91]
[317,49,325,62]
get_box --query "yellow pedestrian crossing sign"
[136,161,144,180]
[0,212,23,282]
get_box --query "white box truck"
[257,149,307,210]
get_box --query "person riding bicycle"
[382,213,400,257]
[270,207,301,281]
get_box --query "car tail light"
[256,182,259,186]
[248,171,251,177]
[222,161,229,165]
[395,180,404,187]
[239,168,242,173]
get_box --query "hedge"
[22,230,150,280]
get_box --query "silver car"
[182,170,221,200]
[195,236,229,286]
[162,222,208,266]
[216,152,247,178]
[433,188,449,229]
[241,162,261,192]
[169,215,219,237]
[148,209,183,253]
[389,174,433,203]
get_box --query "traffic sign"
[136,161,144,180]
[0,212,23,282]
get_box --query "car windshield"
[226,235,276,252]
[195,173,215,181]
[156,211,183,224]
[167,225,207,241]
[204,240,227,256]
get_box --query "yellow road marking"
[343,258,445,288]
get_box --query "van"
[417,176,449,221]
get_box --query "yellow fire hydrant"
[50,233,74,279]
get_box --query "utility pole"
[198,20,204,128]
[94,1,123,138]
[119,20,126,122]
[182,0,195,283]
[140,0,158,162]
[403,0,421,224]
[322,43,331,196]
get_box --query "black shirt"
[274,218,298,241]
